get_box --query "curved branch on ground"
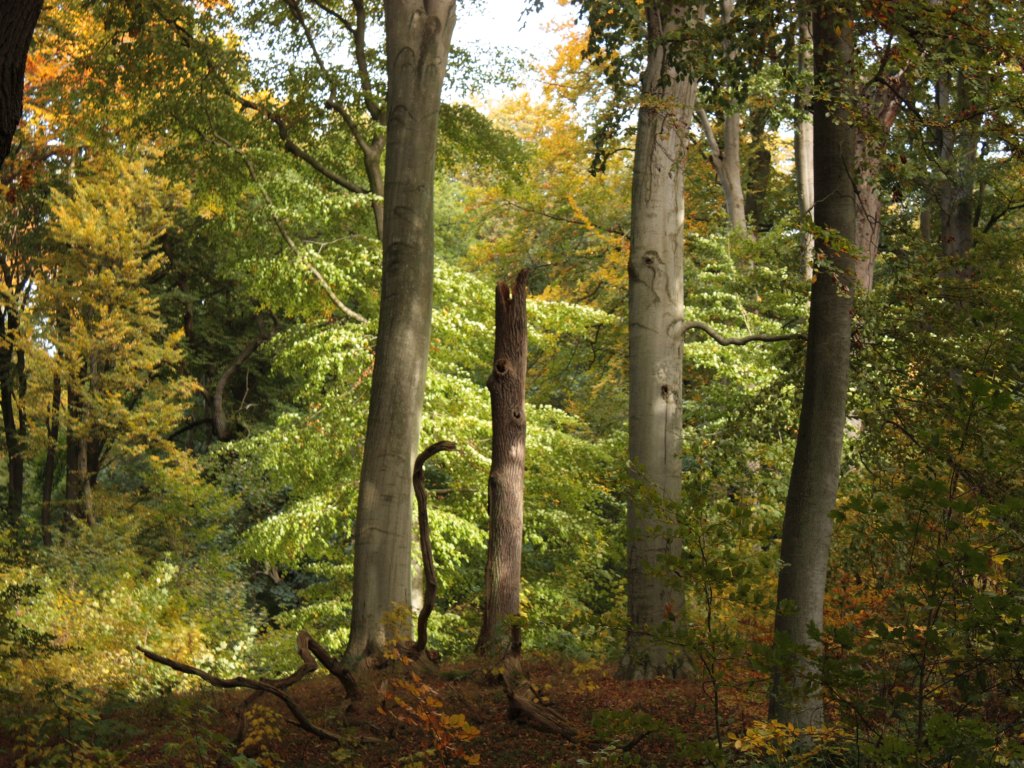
[138,642,342,743]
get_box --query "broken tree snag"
[407,439,457,658]
[477,270,528,655]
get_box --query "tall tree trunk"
[41,373,61,546]
[770,0,858,727]
[621,0,698,681]
[0,363,22,526]
[696,0,745,233]
[477,271,528,655]
[347,0,456,662]
[0,0,42,168]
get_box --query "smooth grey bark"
[695,0,745,233]
[477,271,528,655]
[770,0,858,727]
[0,0,43,168]
[621,0,698,681]
[697,108,746,232]
[347,0,455,661]
[795,17,815,281]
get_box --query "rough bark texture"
[347,0,455,662]
[621,0,697,681]
[477,270,528,655]
[770,1,858,727]
[0,0,42,168]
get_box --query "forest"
[0,0,1022,765]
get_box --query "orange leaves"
[378,651,481,767]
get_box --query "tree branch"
[232,93,369,195]
[499,199,625,236]
[412,440,457,656]
[210,133,369,324]
[676,320,805,346]
[138,643,343,743]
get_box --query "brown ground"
[38,654,762,767]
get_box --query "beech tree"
[770,0,858,727]
[621,0,698,680]
[346,0,456,661]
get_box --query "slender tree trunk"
[210,330,270,441]
[795,16,815,281]
[936,72,976,259]
[477,271,528,655]
[621,0,698,681]
[0,355,23,526]
[0,0,43,168]
[697,108,746,232]
[746,112,773,232]
[65,381,85,521]
[41,373,61,546]
[770,1,858,727]
[347,0,456,662]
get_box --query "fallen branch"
[138,644,342,743]
[677,319,805,346]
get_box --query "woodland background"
[0,0,1022,766]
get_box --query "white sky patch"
[451,0,576,101]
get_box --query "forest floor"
[0,653,767,767]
